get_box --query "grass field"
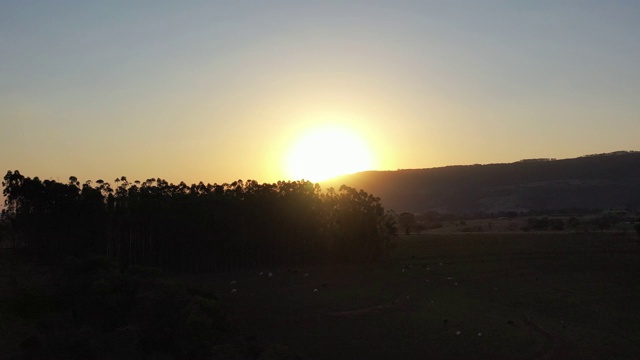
[188,232,640,360]
[1,232,638,359]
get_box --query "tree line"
[1,171,397,272]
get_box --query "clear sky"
[2,1,639,185]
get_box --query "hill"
[323,151,640,214]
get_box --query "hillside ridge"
[323,151,640,214]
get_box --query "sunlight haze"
[2,1,639,184]
[285,123,376,182]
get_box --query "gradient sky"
[2,1,639,185]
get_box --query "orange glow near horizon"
[284,124,376,182]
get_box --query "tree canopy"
[2,171,396,271]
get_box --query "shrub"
[8,287,60,320]
[57,257,133,331]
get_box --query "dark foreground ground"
[1,233,639,359]
[189,233,640,360]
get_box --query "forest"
[1,170,397,272]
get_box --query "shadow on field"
[189,233,640,360]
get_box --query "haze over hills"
[323,151,640,214]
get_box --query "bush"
[8,287,60,320]
[460,225,483,232]
[549,219,565,231]
[14,256,301,360]
[136,279,228,359]
[57,256,134,331]
[16,257,231,360]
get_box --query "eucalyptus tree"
[323,185,395,262]
[2,170,397,271]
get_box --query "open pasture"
[190,232,640,360]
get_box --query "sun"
[285,125,375,182]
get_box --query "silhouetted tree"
[397,212,416,235]
[2,171,397,271]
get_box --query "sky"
[2,1,639,185]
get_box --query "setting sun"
[285,125,375,182]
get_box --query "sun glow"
[285,125,375,182]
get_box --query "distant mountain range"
[322,151,640,214]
